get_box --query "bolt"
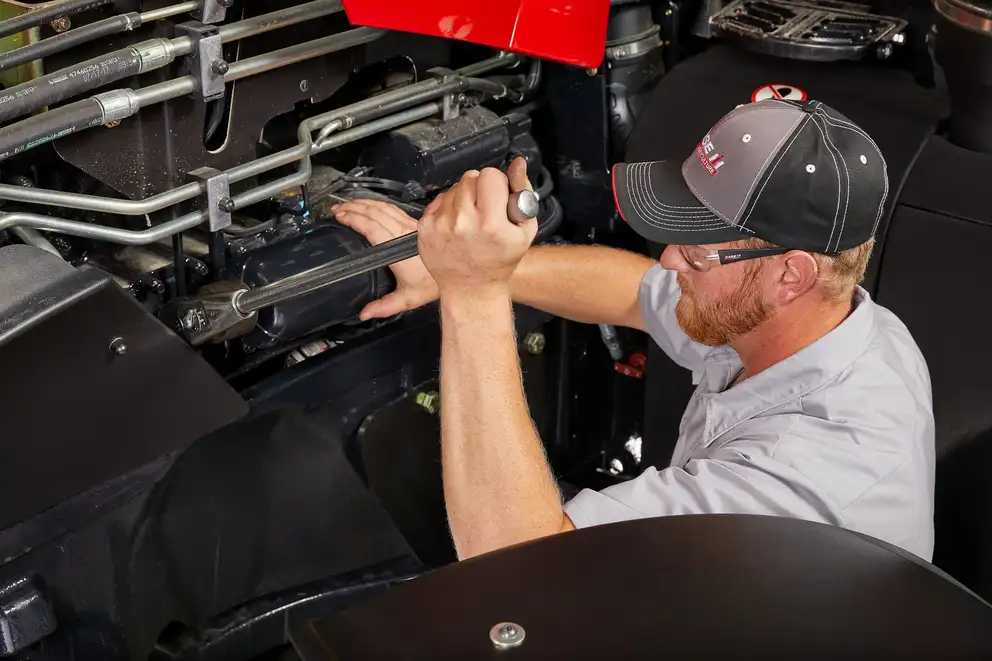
[183,309,202,332]
[109,337,127,356]
[665,8,673,14]
[523,332,545,355]
[51,17,71,32]
[585,67,598,76]
[300,79,309,92]
[218,197,236,213]
[104,120,122,128]
[609,458,625,475]
[415,391,439,415]
[490,622,525,649]
[891,32,906,44]
[211,59,230,75]
[877,43,893,59]
[217,0,234,6]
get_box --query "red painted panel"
[341,0,610,68]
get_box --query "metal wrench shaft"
[234,190,539,315]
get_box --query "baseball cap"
[612,99,888,255]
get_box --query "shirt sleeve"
[564,445,843,529]
[638,264,710,378]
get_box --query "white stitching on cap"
[626,163,730,230]
[817,110,851,253]
[809,113,843,253]
[814,109,850,253]
[733,109,805,224]
[633,163,724,220]
[740,113,812,228]
[816,113,890,237]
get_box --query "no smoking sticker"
[752,84,807,102]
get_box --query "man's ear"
[777,251,819,305]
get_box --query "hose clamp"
[93,89,140,123]
[176,22,226,101]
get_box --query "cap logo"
[696,133,725,176]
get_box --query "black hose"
[536,194,563,240]
[0,0,115,40]
[0,12,141,73]
[0,98,104,161]
[535,166,554,200]
[464,77,525,103]
[0,45,141,123]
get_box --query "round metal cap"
[490,622,526,649]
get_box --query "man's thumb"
[507,156,533,193]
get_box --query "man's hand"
[331,199,440,320]
[418,166,538,301]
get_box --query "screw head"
[211,59,230,75]
[490,622,525,649]
[104,120,122,128]
[182,309,202,333]
[300,79,310,92]
[109,337,127,356]
[523,332,545,355]
[51,17,71,32]
[218,197,236,213]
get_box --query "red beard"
[675,272,772,346]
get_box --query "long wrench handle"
[234,190,540,315]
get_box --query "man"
[332,99,935,561]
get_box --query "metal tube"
[140,1,198,22]
[0,53,518,221]
[218,0,343,43]
[226,27,385,81]
[11,227,60,256]
[456,52,523,77]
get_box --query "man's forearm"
[439,289,574,559]
[510,245,654,330]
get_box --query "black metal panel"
[0,245,247,532]
[292,515,992,660]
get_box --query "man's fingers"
[335,210,412,245]
[507,156,533,193]
[359,291,408,320]
[476,167,511,226]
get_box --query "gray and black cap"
[612,99,889,255]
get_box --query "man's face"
[660,243,773,346]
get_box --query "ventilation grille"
[711,0,907,61]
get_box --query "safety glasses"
[678,245,791,272]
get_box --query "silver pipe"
[218,0,343,42]
[11,226,60,256]
[226,27,385,81]
[456,51,522,77]
[139,1,198,22]
[0,55,515,227]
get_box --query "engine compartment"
[2,0,992,659]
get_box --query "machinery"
[0,0,990,658]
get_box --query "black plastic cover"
[0,245,247,531]
[292,515,992,660]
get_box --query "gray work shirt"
[564,265,936,560]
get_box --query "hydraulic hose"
[0,0,115,41]
[0,90,136,160]
[0,41,151,123]
[0,13,141,73]
[0,0,342,124]
[0,1,197,73]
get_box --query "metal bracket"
[192,0,232,25]
[176,21,226,101]
[189,166,232,232]
[427,67,461,121]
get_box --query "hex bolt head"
[211,59,230,75]
[109,337,127,356]
[490,622,526,649]
[51,17,71,32]
[218,197,236,213]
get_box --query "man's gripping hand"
[331,199,440,320]
[419,166,538,302]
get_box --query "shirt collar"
[700,287,877,442]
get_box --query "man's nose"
[660,245,691,273]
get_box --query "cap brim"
[612,161,745,245]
